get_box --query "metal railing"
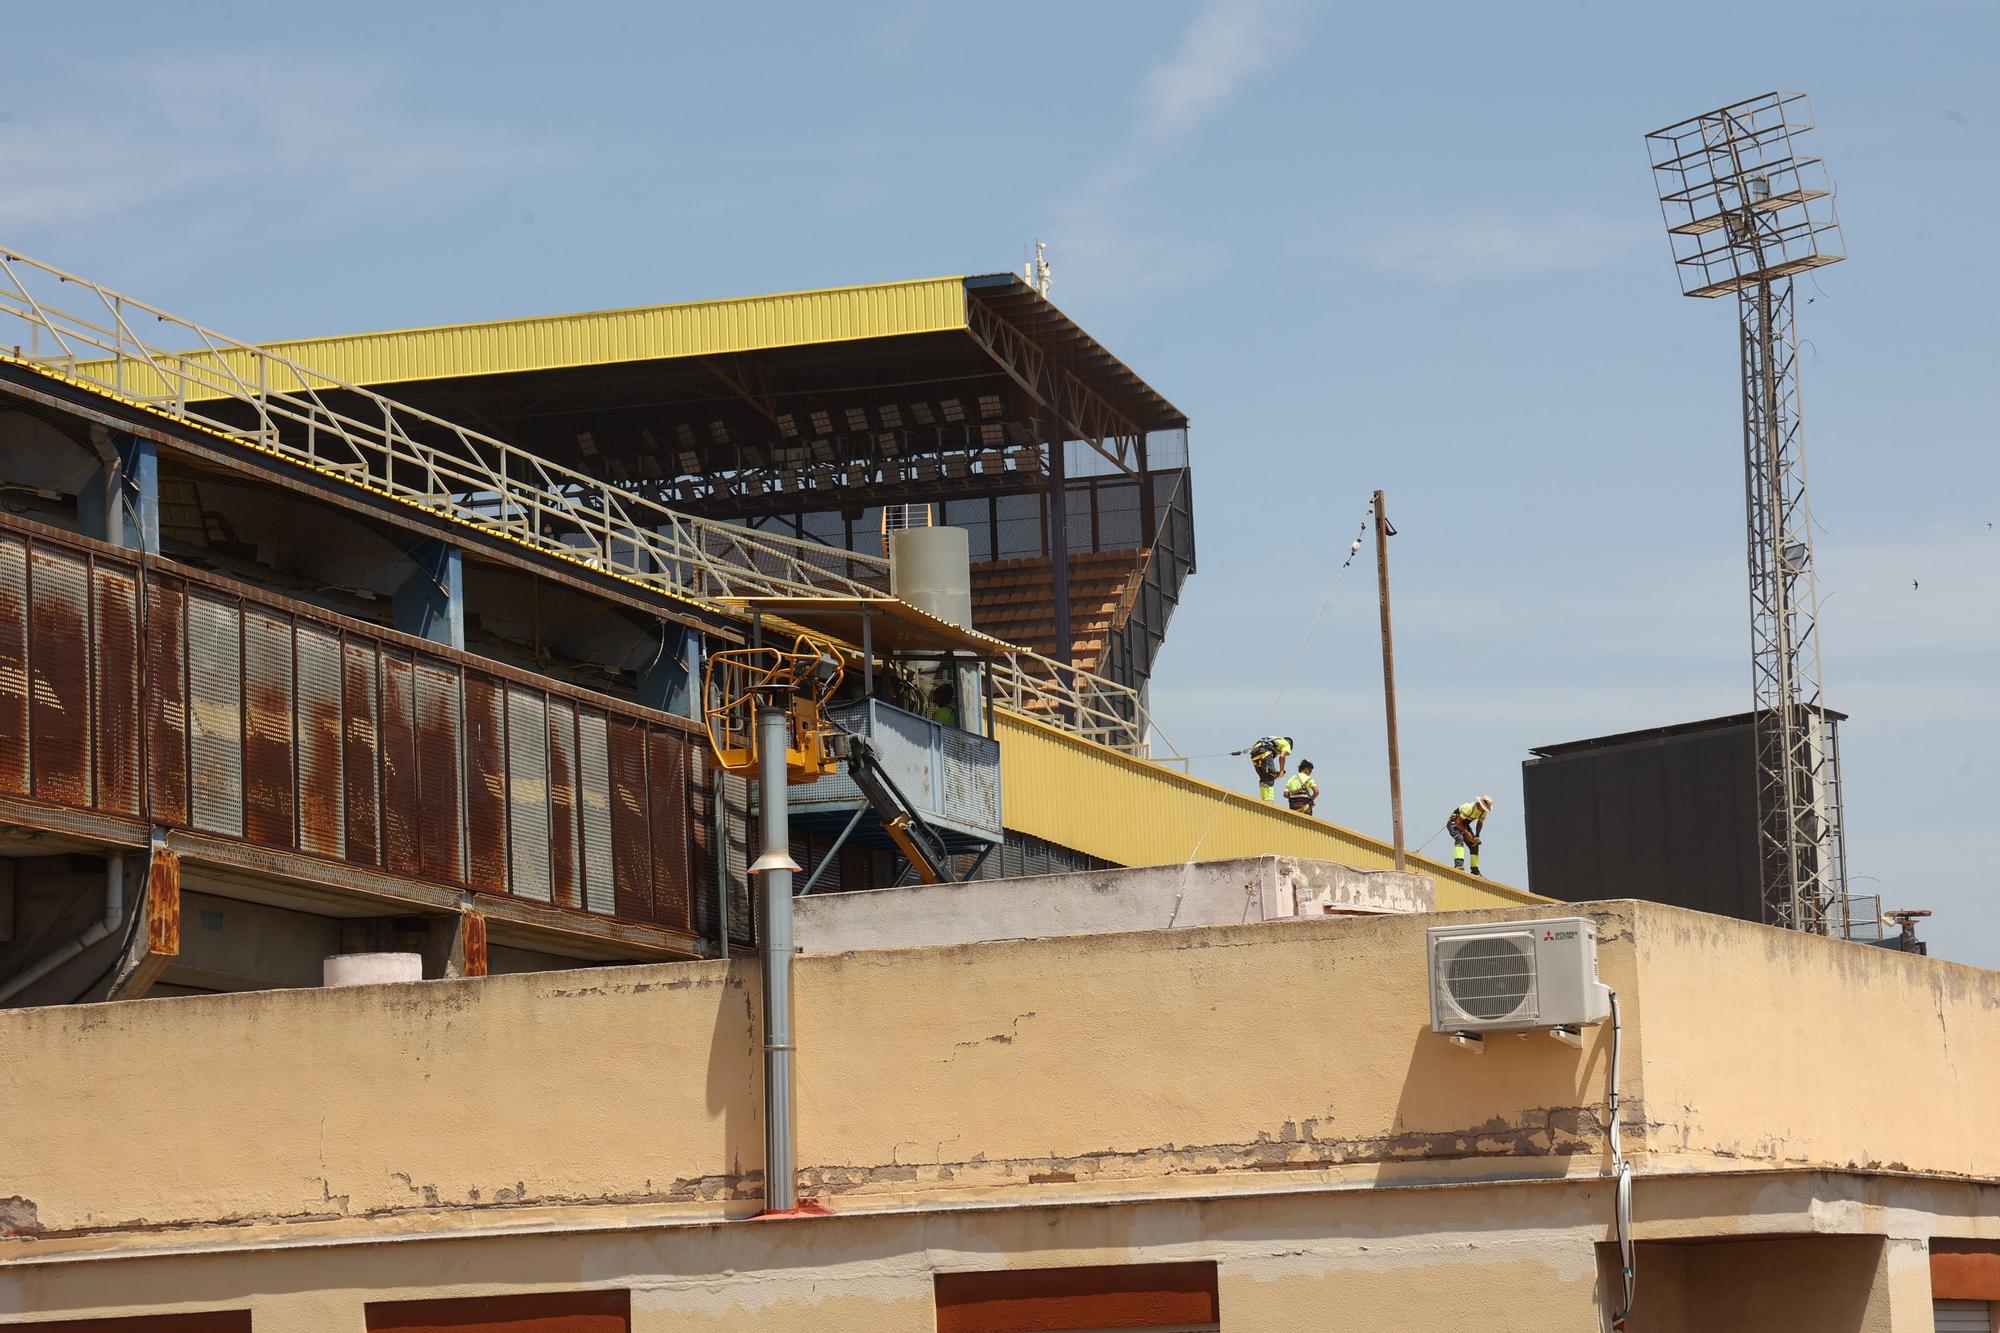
[0,246,887,603]
[990,647,1178,756]
[0,243,1174,756]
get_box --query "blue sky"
[5,1,1995,962]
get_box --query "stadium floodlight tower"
[1646,91,1850,935]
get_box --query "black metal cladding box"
[1519,713,1831,925]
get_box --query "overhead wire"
[1183,502,1374,868]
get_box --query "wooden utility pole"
[1373,490,1406,871]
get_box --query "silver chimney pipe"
[751,699,802,1212]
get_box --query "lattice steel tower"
[1646,92,1850,933]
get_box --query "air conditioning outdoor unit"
[1428,917,1611,1037]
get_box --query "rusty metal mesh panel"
[28,546,93,807]
[91,561,141,817]
[413,663,465,884]
[607,719,653,921]
[506,685,552,904]
[341,640,381,865]
[461,674,508,893]
[143,579,188,826]
[242,608,297,847]
[0,532,27,794]
[378,654,419,875]
[648,730,691,930]
[295,623,346,859]
[186,592,243,837]
[546,699,580,909]
[577,710,615,916]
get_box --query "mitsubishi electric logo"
[1543,928,1579,942]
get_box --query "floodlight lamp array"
[1646,91,1845,298]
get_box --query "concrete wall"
[6,899,1998,1270]
[1632,905,2000,1177]
[0,1176,1974,1331]
[794,855,1433,953]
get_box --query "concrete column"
[1879,1236,1937,1333]
[392,539,464,649]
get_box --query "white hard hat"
[1477,794,1495,812]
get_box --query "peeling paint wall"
[0,1178,1966,1332]
[1,900,1996,1272]
[1633,908,2000,1178]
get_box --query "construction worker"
[929,681,958,729]
[1245,736,1293,801]
[1448,795,1495,876]
[1283,761,1319,816]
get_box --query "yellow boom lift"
[703,630,957,884]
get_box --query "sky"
[3,1,1995,963]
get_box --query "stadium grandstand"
[0,245,1533,1003]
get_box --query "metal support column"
[392,539,464,650]
[752,700,802,1213]
[1046,407,1072,675]
[1738,276,1839,932]
[636,623,696,716]
[79,431,157,551]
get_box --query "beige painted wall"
[2,900,1996,1269]
[2,1176,1971,1332]
[1632,907,2000,1178]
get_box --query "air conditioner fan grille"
[1444,937,1535,1021]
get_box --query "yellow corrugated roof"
[994,709,1548,910]
[77,276,972,401]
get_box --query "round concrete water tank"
[890,526,972,629]
[322,952,424,988]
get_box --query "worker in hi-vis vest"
[1244,736,1293,801]
[1448,795,1495,876]
[1283,762,1319,817]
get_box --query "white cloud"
[1355,212,1651,283]
[0,52,559,231]
[1138,0,1298,147]
[1049,0,1301,300]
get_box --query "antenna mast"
[1646,92,1850,934]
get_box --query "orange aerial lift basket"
[703,631,845,784]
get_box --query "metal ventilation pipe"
[0,853,124,1006]
[751,699,803,1212]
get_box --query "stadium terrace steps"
[972,549,1146,673]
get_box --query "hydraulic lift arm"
[840,735,957,886]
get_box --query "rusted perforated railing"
[0,513,709,936]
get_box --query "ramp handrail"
[0,246,887,603]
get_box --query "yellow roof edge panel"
[992,707,1549,911]
[72,276,973,401]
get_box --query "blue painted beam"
[636,623,699,718]
[392,540,464,649]
[77,432,157,551]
